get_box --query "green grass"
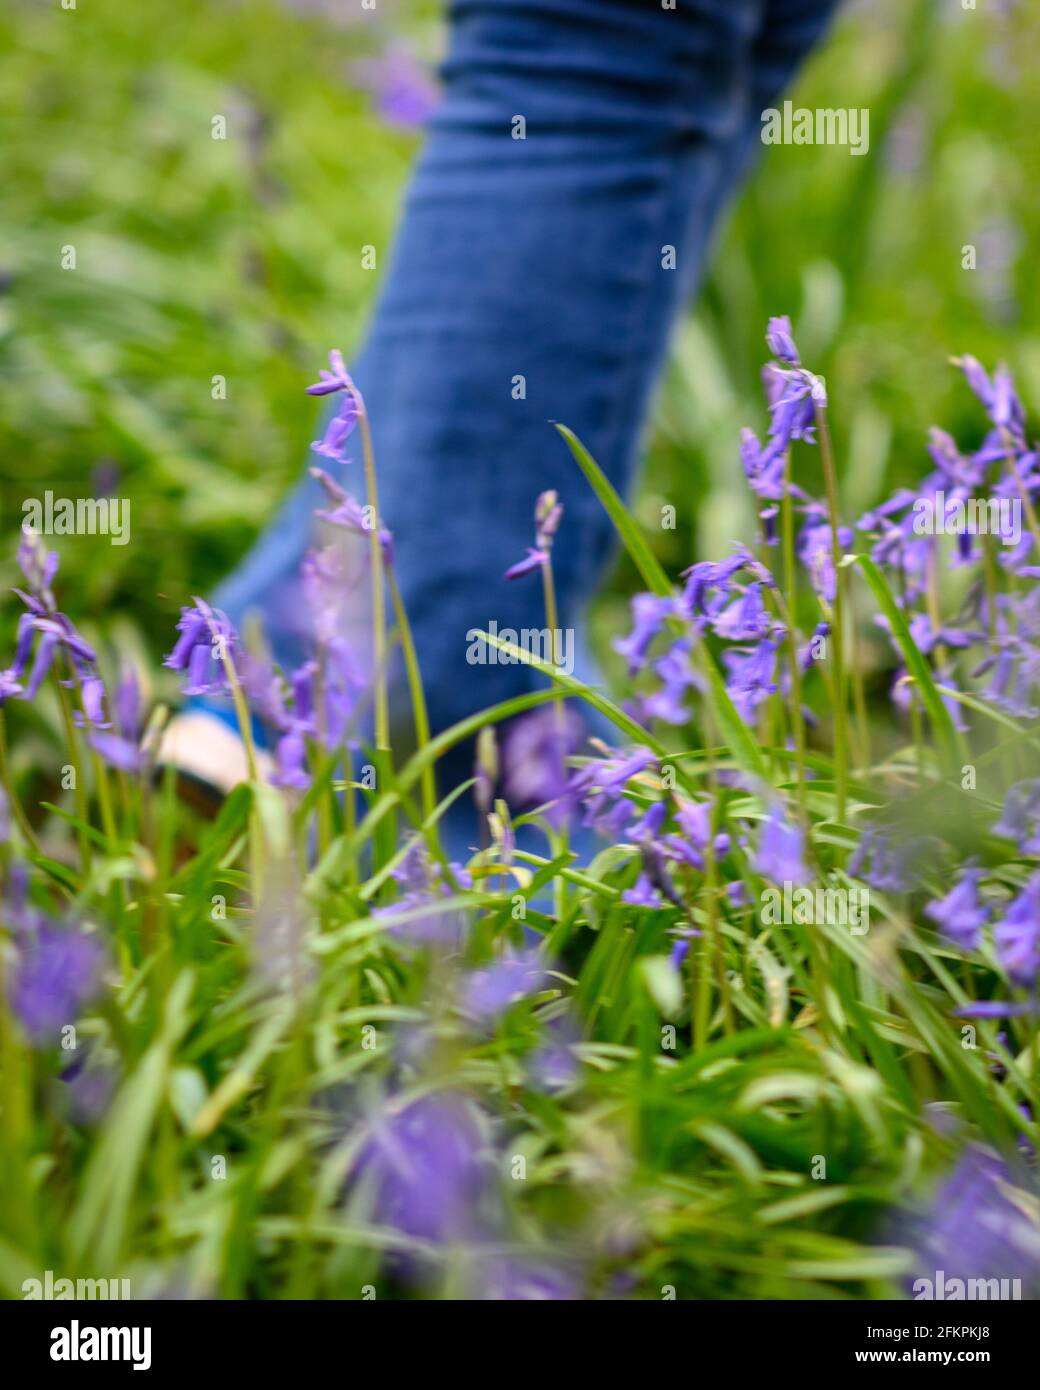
[1,0,1039,1302]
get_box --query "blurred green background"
[1,0,1038,683]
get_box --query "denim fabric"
[206,0,839,846]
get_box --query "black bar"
[1,1296,1034,1373]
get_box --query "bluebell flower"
[906,1146,1040,1299]
[306,349,355,397]
[712,581,771,642]
[11,923,106,1046]
[739,428,787,502]
[722,638,779,722]
[925,865,989,950]
[502,705,584,827]
[765,314,801,367]
[849,828,932,893]
[353,44,441,130]
[752,804,809,886]
[351,1094,491,1250]
[994,779,1040,854]
[164,599,237,697]
[994,875,1040,987]
[505,491,565,580]
[311,399,360,462]
[311,467,394,560]
[462,947,548,1022]
[613,593,676,674]
[622,871,664,909]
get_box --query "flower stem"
[814,404,848,823]
[387,567,436,822]
[780,451,808,815]
[0,710,40,855]
[218,644,264,899]
[541,554,569,921]
[353,393,391,756]
[55,674,92,874]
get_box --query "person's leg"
[204,0,840,823]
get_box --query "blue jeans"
[209,0,839,843]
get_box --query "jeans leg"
[210,0,839,830]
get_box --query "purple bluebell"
[311,400,360,462]
[680,546,773,629]
[462,946,548,1022]
[479,1258,580,1301]
[527,1029,579,1093]
[502,705,584,827]
[0,668,24,704]
[798,620,830,671]
[726,881,749,908]
[164,599,238,697]
[563,746,656,835]
[712,581,771,642]
[739,428,787,502]
[73,675,109,730]
[669,797,730,871]
[753,804,810,886]
[354,45,441,130]
[306,352,361,460]
[11,924,105,1045]
[614,593,676,674]
[114,666,142,742]
[925,865,989,950]
[311,468,394,560]
[14,612,97,700]
[722,638,779,722]
[953,1001,1033,1019]
[306,349,354,397]
[670,936,690,970]
[504,547,548,582]
[994,875,1040,987]
[622,871,664,909]
[849,828,937,894]
[86,668,147,769]
[58,1048,117,1126]
[16,527,60,601]
[906,1146,1040,1298]
[374,848,473,950]
[351,1093,490,1249]
[628,799,667,841]
[505,491,564,581]
[765,368,820,450]
[994,779,1040,854]
[272,728,310,791]
[534,490,563,550]
[974,606,1040,721]
[798,510,852,604]
[957,355,1026,443]
[642,637,699,725]
[765,314,801,367]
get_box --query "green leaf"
[640,954,683,1019]
[558,422,766,780]
[556,424,673,597]
[850,554,961,776]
